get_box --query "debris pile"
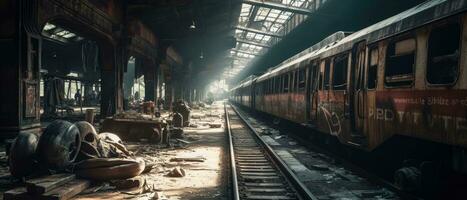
[5,120,150,200]
[172,99,191,127]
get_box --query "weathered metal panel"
[374,90,467,147]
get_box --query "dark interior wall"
[234,0,427,83]
[42,40,82,76]
[42,39,100,81]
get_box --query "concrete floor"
[0,102,230,200]
[76,102,229,199]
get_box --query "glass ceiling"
[42,23,84,43]
[222,0,324,80]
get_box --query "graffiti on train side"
[375,91,467,133]
[319,104,343,136]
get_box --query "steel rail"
[225,102,240,200]
[231,104,421,200]
[227,103,318,200]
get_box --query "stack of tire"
[9,120,145,181]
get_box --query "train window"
[270,79,273,94]
[298,69,306,90]
[266,79,272,94]
[319,72,324,90]
[291,71,296,92]
[368,47,378,89]
[271,79,274,94]
[262,82,266,95]
[324,59,331,90]
[310,64,319,91]
[275,76,281,93]
[333,55,348,90]
[283,74,289,92]
[385,38,416,87]
[427,23,461,85]
[261,81,267,95]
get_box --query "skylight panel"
[241,4,252,13]
[62,32,76,38]
[270,26,279,32]
[227,1,319,79]
[43,23,56,31]
[254,34,264,40]
[55,30,70,36]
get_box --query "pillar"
[0,0,41,138]
[144,61,157,102]
[100,44,123,117]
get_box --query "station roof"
[223,0,321,80]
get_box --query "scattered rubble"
[110,176,145,190]
[274,135,286,140]
[208,122,222,128]
[288,141,298,146]
[169,156,206,162]
[167,167,186,177]
[4,100,225,200]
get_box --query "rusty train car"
[231,0,467,175]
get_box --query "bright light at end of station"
[208,79,229,94]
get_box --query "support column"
[0,0,41,138]
[100,44,123,117]
[143,61,156,102]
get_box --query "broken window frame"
[332,54,349,91]
[298,68,306,91]
[275,76,282,93]
[289,70,297,92]
[426,21,462,86]
[283,73,290,93]
[384,36,417,88]
[367,46,379,90]
[324,59,331,90]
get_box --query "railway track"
[230,104,422,200]
[225,103,316,200]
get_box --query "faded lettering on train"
[374,91,467,133]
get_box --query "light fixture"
[189,20,196,29]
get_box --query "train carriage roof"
[230,75,257,92]
[255,0,467,83]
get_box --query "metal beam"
[231,49,262,56]
[235,26,282,38]
[236,38,271,48]
[226,56,253,62]
[128,0,192,7]
[243,0,313,15]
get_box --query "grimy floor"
[0,102,229,200]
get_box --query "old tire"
[9,132,40,178]
[74,121,98,146]
[394,167,421,192]
[75,158,145,181]
[37,120,81,170]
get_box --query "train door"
[306,63,311,121]
[307,61,319,122]
[350,41,367,136]
[251,80,256,109]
